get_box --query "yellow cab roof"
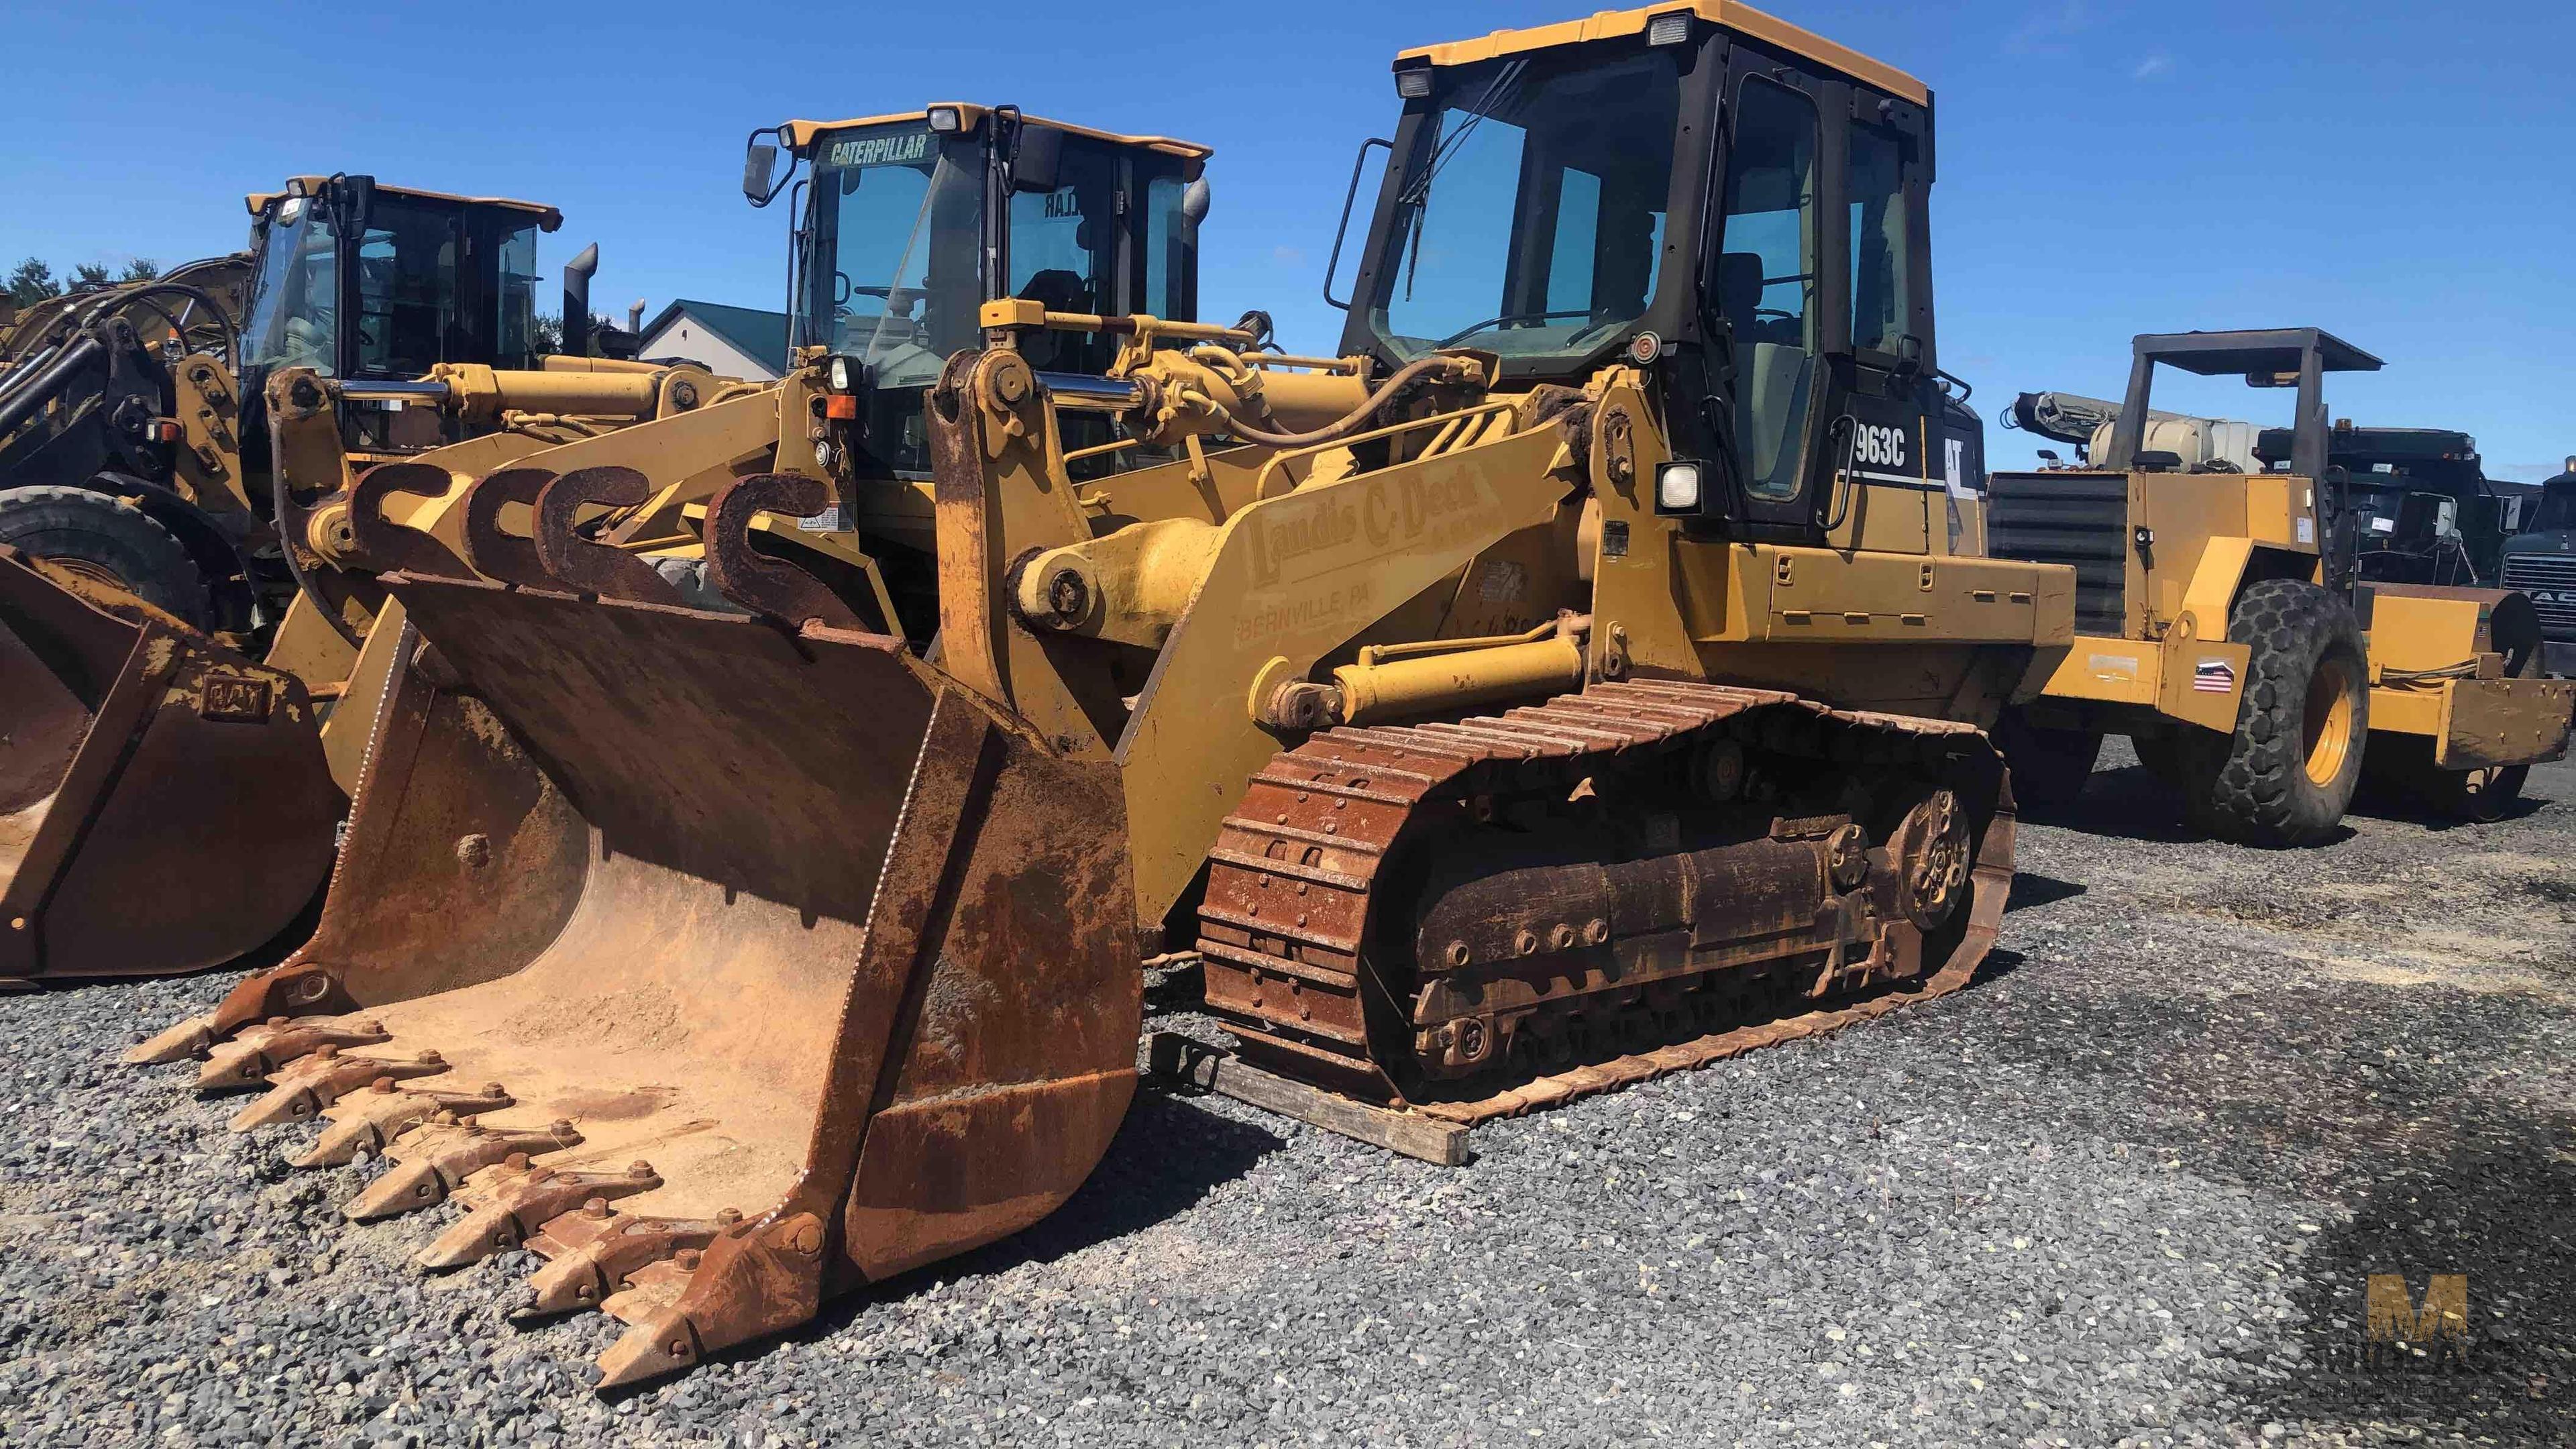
[243,179,563,231]
[780,105,1212,162]
[1397,1,1928,106]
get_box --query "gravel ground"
[3,745,2569,1448]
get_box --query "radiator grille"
[1986,471,2129,635]
[2500,552,2576,634]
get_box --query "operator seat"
[1014,268,1095,372]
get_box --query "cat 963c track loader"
[129,11,2069,1388]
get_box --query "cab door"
[1705,54,1830,539]
[1824,87,1939,553]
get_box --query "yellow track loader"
[1987,329,2575,839]
[128,13,2068,1388]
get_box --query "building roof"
[1396,2,1928,106]
[780,105,1211,160]
[640,299,791,376]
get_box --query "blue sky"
[7,1,2569,477]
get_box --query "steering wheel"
[833,274,897,307]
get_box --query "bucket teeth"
[123,1014,220,1065]
[342,1118,582,1222]
[196,1018,390,1093]
[599,1256,698,1325]
[293,1080,515,1168]
[417,1162,664,1272]
[228,1048,449,1131]
[595,1303,703,1391]
[519,1210,734,1319]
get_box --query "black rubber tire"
[1994,707,2101,814]
[0,482,208,627]
[2363,733,2528,822]
[2183,578,2369,846]
[2129,731,2193,791]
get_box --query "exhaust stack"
[561,244,598,358]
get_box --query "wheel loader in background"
[11,111,1213,989]
[1987,329,2575,837]
[127,7,2072,1389]
[1,176,739,987]
[0,175,657,637]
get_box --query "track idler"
[123,474,1142,1389]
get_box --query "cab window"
[352,199,462,377]
[1007,136,1122,372]
[494,222,541,369]
[1715,76,1821,499]
[1141,163,1196,323]
[1847,121,1912,356]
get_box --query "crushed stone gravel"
[2,743,2567,1447]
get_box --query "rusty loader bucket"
[125,474,1140,1387]
[1,547,340,985]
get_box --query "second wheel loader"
[1,176,735,986]
[127,5,2070,1389]
[11,112,1212,988]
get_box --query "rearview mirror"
[743,144,779,205]
[1011,125,1063,194]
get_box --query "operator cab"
[236,176,561,453]
[1332,3,1982,548]
[745,105,1210,475]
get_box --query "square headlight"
[1655,460,1703,513]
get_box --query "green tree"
[529,311,620,357]
[7,258,56,307]
[6,258,166,307]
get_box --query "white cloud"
[2004,1,2093,56]
[2133,52,2172,80]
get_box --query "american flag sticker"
[2192,658,2237,694]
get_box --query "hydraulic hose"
[1217,354,1466,450]
[0,329,107,436]
[0,280,244,435]
[109,282,238,361]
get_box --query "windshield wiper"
[1397,58,1528,209]
[1397,58,1529,303]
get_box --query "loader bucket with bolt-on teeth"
[129,472,1141,1389]
[1,545,340,986]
